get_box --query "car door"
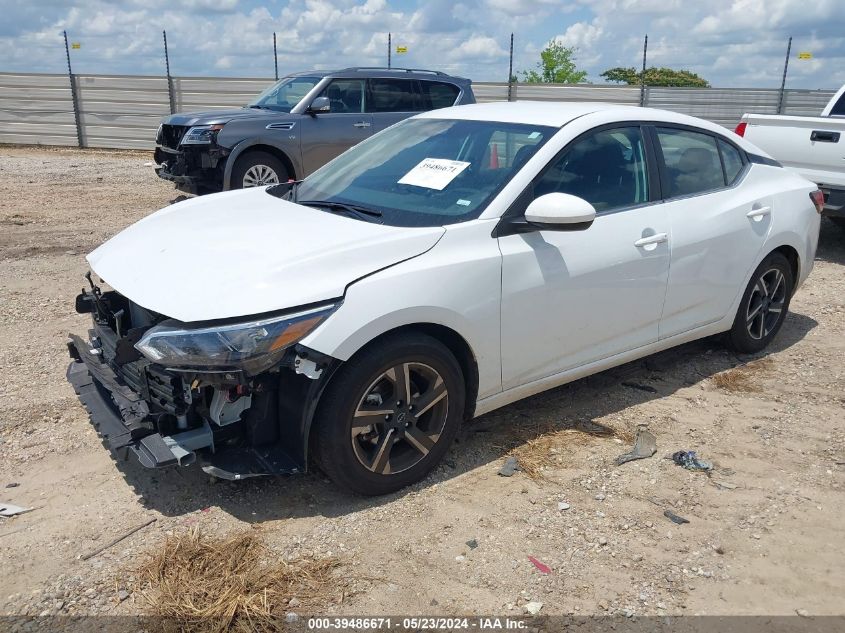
[653,126,772,339]
[298,78,373,174]
[367,78,423,134]
[498,124,671,390]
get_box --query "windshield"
[291,118,556,226]
[248,75,322,112]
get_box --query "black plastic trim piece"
[747,153,782,168]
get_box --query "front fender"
[222,137,303,190]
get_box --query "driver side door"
[298,78,373,175]
[498,124,671,389]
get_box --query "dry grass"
[712,358,774,392]
[136,527,346,633]
[503,419,631,480]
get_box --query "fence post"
[63,30,84,148]
[777,36,792,114]
[388,33,391,68]
[273,32,279,80]
[163,30,175,114]
[507,33,514,101]
[639,34,648,107]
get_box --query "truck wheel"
[231,151,287,189]
[313,333,464,496]
[726,252,793,354]
[829,217,845,232]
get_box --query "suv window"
[657,128,725,197]
[831,92,845,116]
[368,78,419,113]
[317,79,365,113]
[419,81,460,109]
[534,126,650,213]
[718,139,744,185]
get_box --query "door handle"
[810,130,840,143]
[353,121,371,128]
[634,233,668,247]
[747,206,771,220]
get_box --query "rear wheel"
[727,252,793,353]
[313,333,464,495]
[231,151,287,189]
[829,216,845,232]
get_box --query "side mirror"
[308,96,331,114]
[522,193,596,232]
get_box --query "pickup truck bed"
[737,85,845,219]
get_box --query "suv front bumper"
[153,145,228,194]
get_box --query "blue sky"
[1,0,843,89]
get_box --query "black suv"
[154,67,475,194]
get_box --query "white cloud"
[0,0,842,90]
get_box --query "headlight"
[180,124,224,145]
[134,304,336,374]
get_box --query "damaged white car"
[67,102,822,495]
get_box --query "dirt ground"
[1,146,844,620]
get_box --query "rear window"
[657,128,725,197]
[419,81,460,110]
[368,78,419,113]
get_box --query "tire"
[313,333,465,496]
[230,151,287,189]
[727,252,794,354]
[829,216,845,231]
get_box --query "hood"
[87,188,445,322]
[164,108,277,127]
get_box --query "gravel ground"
[1,146,844,620]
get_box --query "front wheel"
[727,252,793,353]
[313,333,465,495]
[230,151,287,189]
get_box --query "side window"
[657,128,725,197]
[419,81,460,110]
[534,126,649,213]
[317,79,365,113]
[831,92,845,116]
[718,139,744,185]
[368,79,419,113]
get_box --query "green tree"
[520,40,588,84]
[600,66,710,87]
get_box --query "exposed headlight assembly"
[180,124,225,145]
[135,304,336,374]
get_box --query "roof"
[417,101,737,136]
[286,67,470,82]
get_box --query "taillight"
[810,190,825,214]
[734,122,747,137]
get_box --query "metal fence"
[0,72,837,151]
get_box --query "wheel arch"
[770,244,800,295]
[223,140,298,189]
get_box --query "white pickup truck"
[736,85,845,227]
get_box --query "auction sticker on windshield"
[398,158,471,190]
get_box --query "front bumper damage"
[153,125,229,194]
[66,288,337,480]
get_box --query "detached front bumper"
[66,333,302,480]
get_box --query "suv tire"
[231,151,288,189]
[313,333,464,496]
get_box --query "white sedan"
[67,102,822,495]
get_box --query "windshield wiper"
[299,200,383,221]
[247,104,268,109]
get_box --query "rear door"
[367,78,423,134]
[655,126,772,339]
[298,78,373,174]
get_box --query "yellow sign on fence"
[798,52,812,60]
[71,42,81,49]
[396,45,408,54]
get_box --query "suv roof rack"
[339,67,449,76]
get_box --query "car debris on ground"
[615,429,658,465]
[671,450,713,472]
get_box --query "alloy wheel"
[350,362,449,475]
[745,267,786,340]
[242,164,280,187]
